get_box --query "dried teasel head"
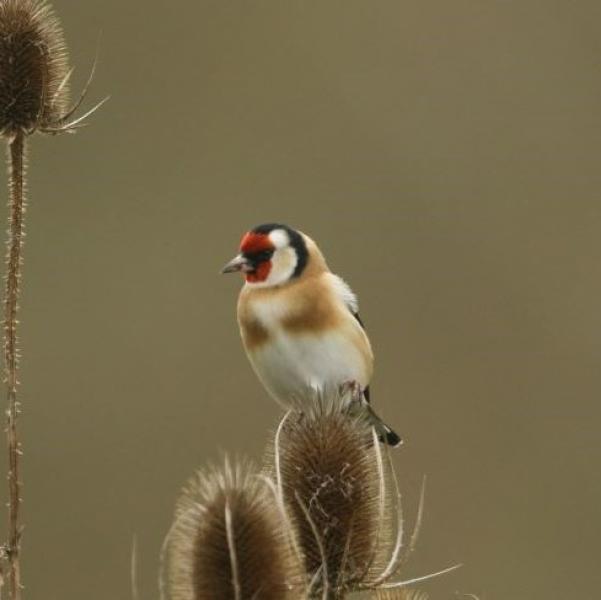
[266,391,393,596]
[165,458,304,600]
[0,0,69,135]
[267,389,463,597]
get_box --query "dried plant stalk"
[166,459,304,600]
[0,2,68,594]
[2,131,25,600]
[0,2,104,597]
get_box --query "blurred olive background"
[0,1,599,598]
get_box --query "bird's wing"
[328,273,360,317]
[328,274,372,402]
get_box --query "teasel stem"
[4,130,25,600]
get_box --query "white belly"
[248,330,370,409]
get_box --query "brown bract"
[0,0,68,135]
[167,459,303,600]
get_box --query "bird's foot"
[339,380,366,412]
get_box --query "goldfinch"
[222,223,400,446]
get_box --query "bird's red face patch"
[246,260,272,283]
[240,232,272,254]
[240,232,275,283]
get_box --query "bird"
[221,223,401,446]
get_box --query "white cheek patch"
[247,247,298,288]
[269,246,298,284]
[269,228,290,249]
[246,229,298,288]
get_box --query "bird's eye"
[255,249,274,261]
[243,249,274,264]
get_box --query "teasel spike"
[258,474,307,592]
[293,491,330,599]
[376,563,463,590]
[224,500,242,600]
[267,389,390,597]
[165,458,304,600]
[355,427,388,583]
[368,469,419,586]
[41,94,110,134]
[404,477,426,565]
[373,589,429,600]
[159,509,187,600]
[43,38,101,129]
[273,409,291,497]
[360,449,462,591]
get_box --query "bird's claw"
[339,380,366,411]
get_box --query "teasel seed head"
[165,458,304,600]
[266,390,392,597]
[0,0,69,136]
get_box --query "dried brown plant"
[163,392,461,599]
[0,1,105,597]
[266,389,462,599]
[266,393,385,598]
[165,458,304,600]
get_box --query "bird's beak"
[221,254,252,274]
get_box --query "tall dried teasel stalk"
[164,458,305,600]
[267,389,462,599]
[0,1,105,597]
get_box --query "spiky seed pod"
[266,393,391,597]
[167,459,304,600]
[374,589,429,600]
[0,0,69,135]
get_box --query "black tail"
[343,383,402,447]
[379,424,402,447]
[365,405,402,447]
